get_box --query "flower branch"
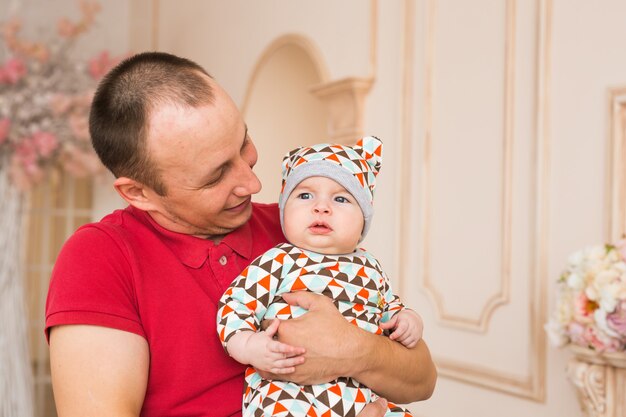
[0,0,124,190]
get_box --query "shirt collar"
[132,206,253,269]
[219,217,253,260]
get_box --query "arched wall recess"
[242,34,330,116]
[242,35,330,204]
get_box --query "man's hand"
[260,291,437,403]
[257,291,365,385]
[357,398,388,417]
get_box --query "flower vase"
[567,345,626,417]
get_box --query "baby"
[217,136,422,417]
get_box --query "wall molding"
[397,0,551,400]
[607,87,626,241]
[310,77,374,143]
[421,0,515,332]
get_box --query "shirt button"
[219,255,227,266]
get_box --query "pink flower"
[567,322,586,346]
[583,326,607,350]
[58,1,101,39]
[607,300,626,337]
[15,137,37,161]
[88,51,107,79]
[8,133,60,190]
[9,153,42,191]
[3,57,27,84]
[50,94,73,115]
[573,292,598,323]
[79,0,101,26]
[68,114,90,141]
[57,18,79,38]
[88,50,119,80]
[61,144,102,177]
[33,45,50,62]
[31,132,58,158]
[0,118,10,144]
[75,90,94,108]
[570,324,620,352]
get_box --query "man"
[46,52,437,417]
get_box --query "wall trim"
[607,87,626,241]
[398,0,551,400]
[421,0,515,332]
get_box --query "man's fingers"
[281,292,334,311]
[269,366,296,375]
[356,398,388,417]
[281,291,318,309]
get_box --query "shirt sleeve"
[216,247,285,348]
[369,255,406,324]
[45,224,144,342]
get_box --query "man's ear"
[113,177,161,212]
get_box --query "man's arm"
[49,325,149,417]
[262,292,437,403]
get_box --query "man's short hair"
[89,51,215,195]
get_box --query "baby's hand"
[244,319,306,374]
[379,310,423,348]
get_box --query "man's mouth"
[226,197,251,212]
[308,221,332,234]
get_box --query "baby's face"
[283,176,364,255]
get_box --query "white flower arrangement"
[546,241,626,352]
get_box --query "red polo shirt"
[45,203,285,417]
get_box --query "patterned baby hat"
[278,136,383,241]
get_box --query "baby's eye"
[335,196,350,203]
[297,192,312,200]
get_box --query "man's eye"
[335,196,349,203]
[297,192,312,200]
[203,171,224,188]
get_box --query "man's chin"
[217,204,253,233]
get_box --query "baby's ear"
[355,136,383,176]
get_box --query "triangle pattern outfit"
[217,242,413,417]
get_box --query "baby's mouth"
[308,221,332,234]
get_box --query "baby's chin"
[287,239,357,256]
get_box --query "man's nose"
[233,162,262,196]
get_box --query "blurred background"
[2,0,625,416]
